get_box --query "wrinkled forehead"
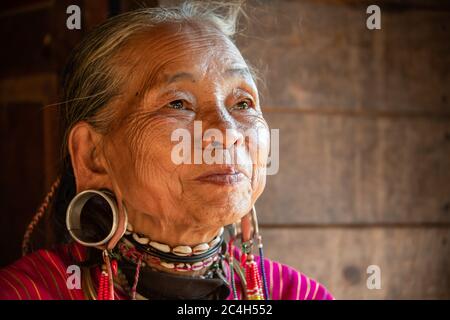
[114,21,249,95]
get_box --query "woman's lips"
[195,167,249,185]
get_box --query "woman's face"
[102,22,270,233]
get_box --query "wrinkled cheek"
[251,166,267,201]
[248,127,270,195]
[131,141,175,188]
[250,128,270,166]
[126,130,175,189]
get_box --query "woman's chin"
[193,209,248,228]
[187,195,253,226]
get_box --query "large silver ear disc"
[66,190,125,247]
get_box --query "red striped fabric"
[0,243,333,300]
[0,244,85,299]
[226,245,333,300]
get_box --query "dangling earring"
[239,206,270,300]
[226,223,239,300]
[66,189,127,300]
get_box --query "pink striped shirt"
[0,243,333,300]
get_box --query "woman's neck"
[127,209,224,247]
[122,212,224,278]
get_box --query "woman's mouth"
[195,167,249,185]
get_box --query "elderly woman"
[0,3,332,300]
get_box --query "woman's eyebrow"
[144,67,253,94]
[165,72,195,84]
[162,67,252,85]
[224,67,252,79]
[142,72,195,93]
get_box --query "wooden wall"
[232,0,450,299]
[1,0,449,299]
[0,0,108,267]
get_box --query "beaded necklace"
[95,224,269,300]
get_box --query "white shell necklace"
[125,223,224,259]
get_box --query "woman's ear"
[68,122,113,193]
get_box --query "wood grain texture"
[0,103,46,267]
[257,112,450,224]
[261,227,450,299]
[235,0,450,114]
[0,0,447,299]
[0,6,53,77]
[0,73,57,104]
[0,0,87,266]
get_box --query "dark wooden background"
[0,0,449,299]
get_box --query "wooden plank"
[0,73,57,104]
[83,0,108,29]
[0,73,60,188]
[235,0,450,113]
[118,0,159,13]
[314,0,450,10]
[50,0,84,68]
[0,7,53,77]
[0,103,46,267]
[260,227,450,299]
[0,0,84,77]
[0,0,53,17]
[256,112,450,224]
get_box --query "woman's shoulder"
[262,257,334,300]
[231,246,334,300]
[0,243,86,300]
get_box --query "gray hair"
[61,1,246,159]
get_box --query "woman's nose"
[203,124,244,150]
[202,112,244,150]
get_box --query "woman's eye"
[167,100,185,110]
[232,100,252,110]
